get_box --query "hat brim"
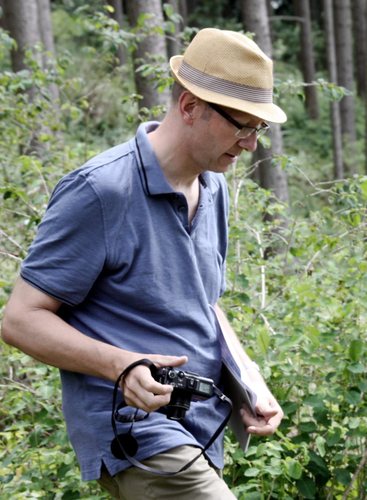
[170,56,287,124]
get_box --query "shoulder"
[80,140,136,192]
[54,140,138,203]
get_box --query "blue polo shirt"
[21,122,229,480]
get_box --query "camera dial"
[154,367,215,421]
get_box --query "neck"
[148,114,199,190]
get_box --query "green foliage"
[0,347,109,499]
[0,3,366,499]
[222,161,367,498]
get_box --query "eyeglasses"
[207,102,269,139]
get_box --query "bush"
[222,162,367,499]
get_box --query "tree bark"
[107,0,128,67]
[179,0,188,28]
[37,0,59,101]
[294,0,319,119]
[3,0,59,154]
[323,0,344,179]
[125,0,170,114]
[351,0,366,99]
[334,0,357,175]
[241,0,289,205]
[166,0,182,58]
[3,0,41,72]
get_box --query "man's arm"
[1,277,187,412]
[214,304,283,436]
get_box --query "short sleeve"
[21,172,107,305]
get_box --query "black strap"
[111,358,233,476]
[112,358,155,424]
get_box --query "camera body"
[154,367,215,421]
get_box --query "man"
[1,28,286,499]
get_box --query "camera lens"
[167,389,191,421]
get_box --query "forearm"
[1,278,136,382]
[2,307,133,381]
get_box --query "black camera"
[154,367,215,421]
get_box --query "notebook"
[210,305,257,451]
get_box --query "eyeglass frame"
[207,102,270,139]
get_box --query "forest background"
[0,0,366,499]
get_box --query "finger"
[122,365,175,412]
[124,389,173,413]
[124,365,174,396]
[151,355,188,368]
[123,377,173,412]
[240,407,280,436]
[247,422,276,436]
[254,400,280,419]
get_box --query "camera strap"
[111,358,233,476]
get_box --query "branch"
[342,447,367,500]
[0,251,22,262]
[0,229,24,252]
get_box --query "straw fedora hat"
[170,28,287,124]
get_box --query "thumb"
[255,401,279,419]
[150,355,188,369]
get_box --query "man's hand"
[240,392,284,436]
[121,354,188,413]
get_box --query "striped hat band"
[178,60,273,104]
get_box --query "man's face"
[190,102,265,174]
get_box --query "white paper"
[210,305,257,451]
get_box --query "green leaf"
[284,457,303,479]
[299,421,317,433]
[315,436,326,457]
[347,362,365,373]
[348,339,363,361]
[244,467,260,477]
[345,390,361,405]
[325,427,342,446]
[307,451,329,478]
[296,477,316,499]
[256,327,270,355]
[359,179,367,199]
[334,468,351,485]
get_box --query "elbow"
[1,307,21,347]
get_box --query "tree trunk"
[107,0,128,67]
[125,0,170,114]
[3,0,41,72]
[323,0,344,179]
[241,0,289,205]
[37,0,59,101]
[294,0,319,119]
[166,0,182,58]
[0,0,6,30]
[351,0,366,99]
[3,0,59,154]
[179,0,188,28]
[334,0,357,174]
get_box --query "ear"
[178,91,202,124]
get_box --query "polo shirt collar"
[134,121,174,196]
[134,121,210,196]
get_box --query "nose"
[237,133,258,152]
